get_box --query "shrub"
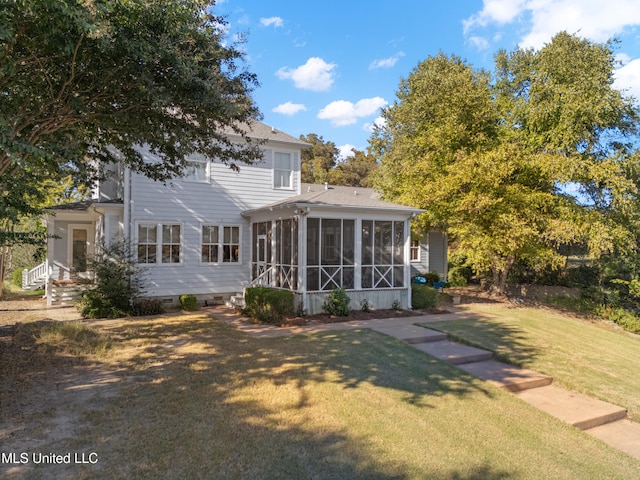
[596,305,640,334]
[244,287,294,324]
[411,284,438,309]
[323,288,351,316]
[76,241,145,319]
[133,298,165,316]
[12,268,24,288]
[360,298,372,313]
[423,271,441,286]
[391,299,402,310]
[179,294,199,311]
[448,266,471,287]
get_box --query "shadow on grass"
[1,314,515,480]
[424,318,540,367]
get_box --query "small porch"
[243,184,423,315]
[43,200,124,305]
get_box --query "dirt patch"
[0,295,81,326]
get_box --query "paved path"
[209,306,640,462]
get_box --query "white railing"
[250,265,275,287]
[22,262,47,290]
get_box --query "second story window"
[274,152,292,189]
[183,158,209,183]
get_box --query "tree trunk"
[491,254,516,295]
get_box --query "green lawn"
[424,304,640,422]
[3,313,638,479]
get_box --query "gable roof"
[222,120,310,148]
[243,183,423,216]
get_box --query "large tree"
[1,0,262,291]
[299,133,338,184]
[328,147,378,187]
[372,33,640,292]
[1,0,262,187]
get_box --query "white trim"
[66,223,94,275]
[134,221,184,266]
[199,223,242,265]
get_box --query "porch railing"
[22,262,47,290]
[250,265,275,287]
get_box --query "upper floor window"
[183,158,209,183]
[274,152,292,189]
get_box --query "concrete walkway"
[209,306,640,461]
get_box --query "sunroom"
[243,184,424,314]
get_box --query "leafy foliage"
[179,294,200,312]
[299,133,339,184]
[411,284,438,309]
[76,242,144,319]
[328,148,379,187]
[373,33,640,293]
[244,287,294,324]
[1,0,262,217]
[322,288,351,316]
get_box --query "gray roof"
[47,199,123,211]
[222,120,310,147]
[243,183,423,216]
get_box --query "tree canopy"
[372,32,640,292]
[1,0,262,190]
[299,133,338,184]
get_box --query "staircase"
[22,263,47,291]
[225,292,246,310]
[49,284,88,305]
[371,323,639,460]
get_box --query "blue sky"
[216,0,640,158]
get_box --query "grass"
[2,312,639,479]
[423,303,640,422]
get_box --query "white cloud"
[276,57,337,92]
[338,144,356,161]
[468,36,490,50]
[260,16,284,28]
[363,116,387,133]
[614,58,640,99]
[369,52,405,70]
[465,0,640,50]
[318,97,387,127]
[272,102,307,116]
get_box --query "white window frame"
[410,239,421,262]
[136,222,183,265]
[182,156,210,183]
[200,224,242,265]
[273,151,293,190]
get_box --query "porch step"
[515,385,628,430]
[413,340,493,365]
[372,324,447,344]
[458,360,553,392]
[50,285,86,305]
[225,293,246,310]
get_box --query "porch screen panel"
[72,229,88,272]
[361,220,405,288]
[306,218,355,291]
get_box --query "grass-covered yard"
[2,310,639,479]
[424,303,640,422]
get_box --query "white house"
[30,121,447,313]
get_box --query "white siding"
[129,145,303,297]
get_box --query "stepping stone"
[372,325,447,344]
[515,385,627,430]
[458,360,553,392]
[413,340,493,365]
[586,419,640,461]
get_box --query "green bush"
[244,287,294,324]
[76,241,144,319]
[133,298,165,316]
[411,284,438,309]
[322,288,351,316]
[12,268,24,287]
[596,305,640,334]
[179,294,199,311]
[448,266,471,287]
